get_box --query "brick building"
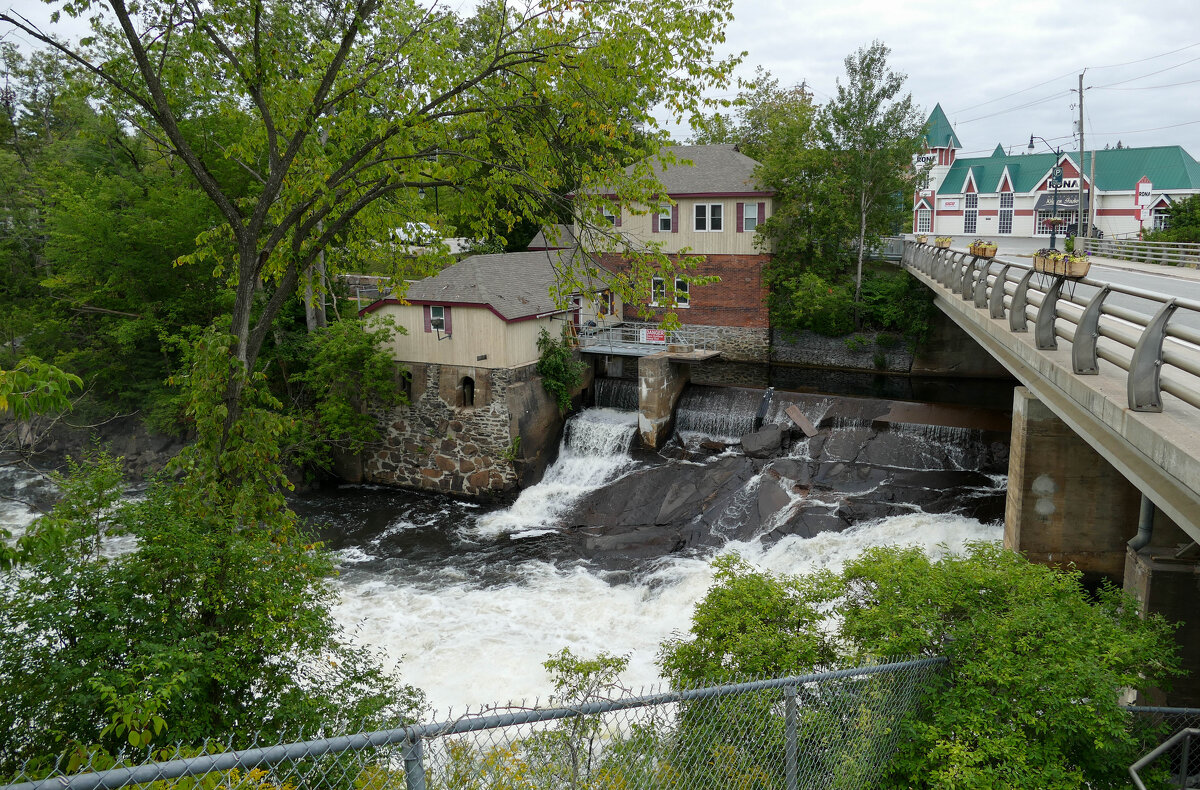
[585,144,774,362]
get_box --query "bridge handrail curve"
[903,241,1200,414]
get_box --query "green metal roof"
[940,145,1200,194]
[992,143,1006,157]
[924,104,962,149]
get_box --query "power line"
[957,89,1072,125]
[1091,55,1200,89]
[1087,40,1200,70]
[1095,76,1200,91]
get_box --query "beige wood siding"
[599,198,774,255]
[375,303,557,369]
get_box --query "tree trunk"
[854,197,868,329]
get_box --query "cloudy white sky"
[6,0,1200,158]
[693,0,1200,158]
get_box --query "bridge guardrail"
[903,241,1200,415]
[1081,237,1200,268]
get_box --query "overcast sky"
[686,0,1200,159]
[6,0,1200,159]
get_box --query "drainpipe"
[1127,494,1156,551]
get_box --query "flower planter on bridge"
[970,240,998,258]
[1034,251,1090,278]
[934,236,952,249]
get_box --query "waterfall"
[673,385,768,444]
[473,408,639,538]
[593,378,638,411]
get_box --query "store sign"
[940,198,960,210]
[641,328,666,344]
[913,153,937,168]
[1137,181,1154,206]
[919,189,933,197]
[1058,178,1080,190]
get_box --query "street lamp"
[1029,135,1064,250]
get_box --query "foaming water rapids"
[473,408,638,538]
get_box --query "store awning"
[1034,192,1089,212]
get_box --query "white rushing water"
[472,408,639,539]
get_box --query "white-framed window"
[651,277,666,306]
[1153,207,1170,231]
[916,208,931,234]
[743,203,759,231]
[694,203,723,231]
[998,191,1014,235]
[649,277,689,307]
[602,204,617,225]
[963,193,978,235]
[674,278,689,307]
[658,204,672,232]
[430,305,445,330]
[1035,210,1076,236]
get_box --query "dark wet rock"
[741,424,782,458]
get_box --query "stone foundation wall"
[689,324,770,363]
[365,362,522,496]
[770,329,914,372]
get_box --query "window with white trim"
[916,208,931,234]
[742,203,759,231]
[1035,209,1076,236]
[602,205,617,225]
[963,193,978,235]
[430,305,445,330]
[998,191,1013,235]
[658,204,672,232]
[1153,207,1170,231]
[694,203,723,231]
[651,277,666,306]
[674,278,689,307]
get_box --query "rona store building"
[914,103,1200,239]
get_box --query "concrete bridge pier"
[637,352,690,449]
[1005,387,1142,579]
[1006,387,1200,704]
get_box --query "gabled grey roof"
[643,144,767,195]
[527,224,577,250]
[402,248,583,321]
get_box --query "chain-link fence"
[1128,707,1200,789]
[1,657,945,790]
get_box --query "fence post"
[785,686,798,790]
[403,736,427,790]
[1178,731,1191,789]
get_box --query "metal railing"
[1,658,945,790]
[1082,237,1200,268]
[577,321,718,354]
[904,241,1200,415]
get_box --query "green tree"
[1147,193,1200,244]
[660,544,1180,790]
[820,41,927,317]
[536,327,585,412]
[3,0,739,445]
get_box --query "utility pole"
[1078,70,1087,239]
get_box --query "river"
[1,383,1009,713]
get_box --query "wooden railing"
[1080,237,1200,268]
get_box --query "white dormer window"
[694,203,723,232]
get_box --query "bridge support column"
[637,352,689,450]
[1004,387,1141,579]
[1124,500,1200,706]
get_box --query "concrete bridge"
[904,241,1200,704]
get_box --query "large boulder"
[741,424,782,458]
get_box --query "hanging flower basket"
[1034,249,1090,278]
[934,236,952,248]
[969,239,998,258]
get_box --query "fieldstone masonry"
[363,359,576,497]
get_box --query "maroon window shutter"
[444,306,453,335]
[736,202,744,233]
[671,203,679,233]
[651,212,659,233]
[758,202,766,227]
[423,305,432,333]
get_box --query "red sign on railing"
[641,328,667,344]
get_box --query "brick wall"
[600,253,770,328]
